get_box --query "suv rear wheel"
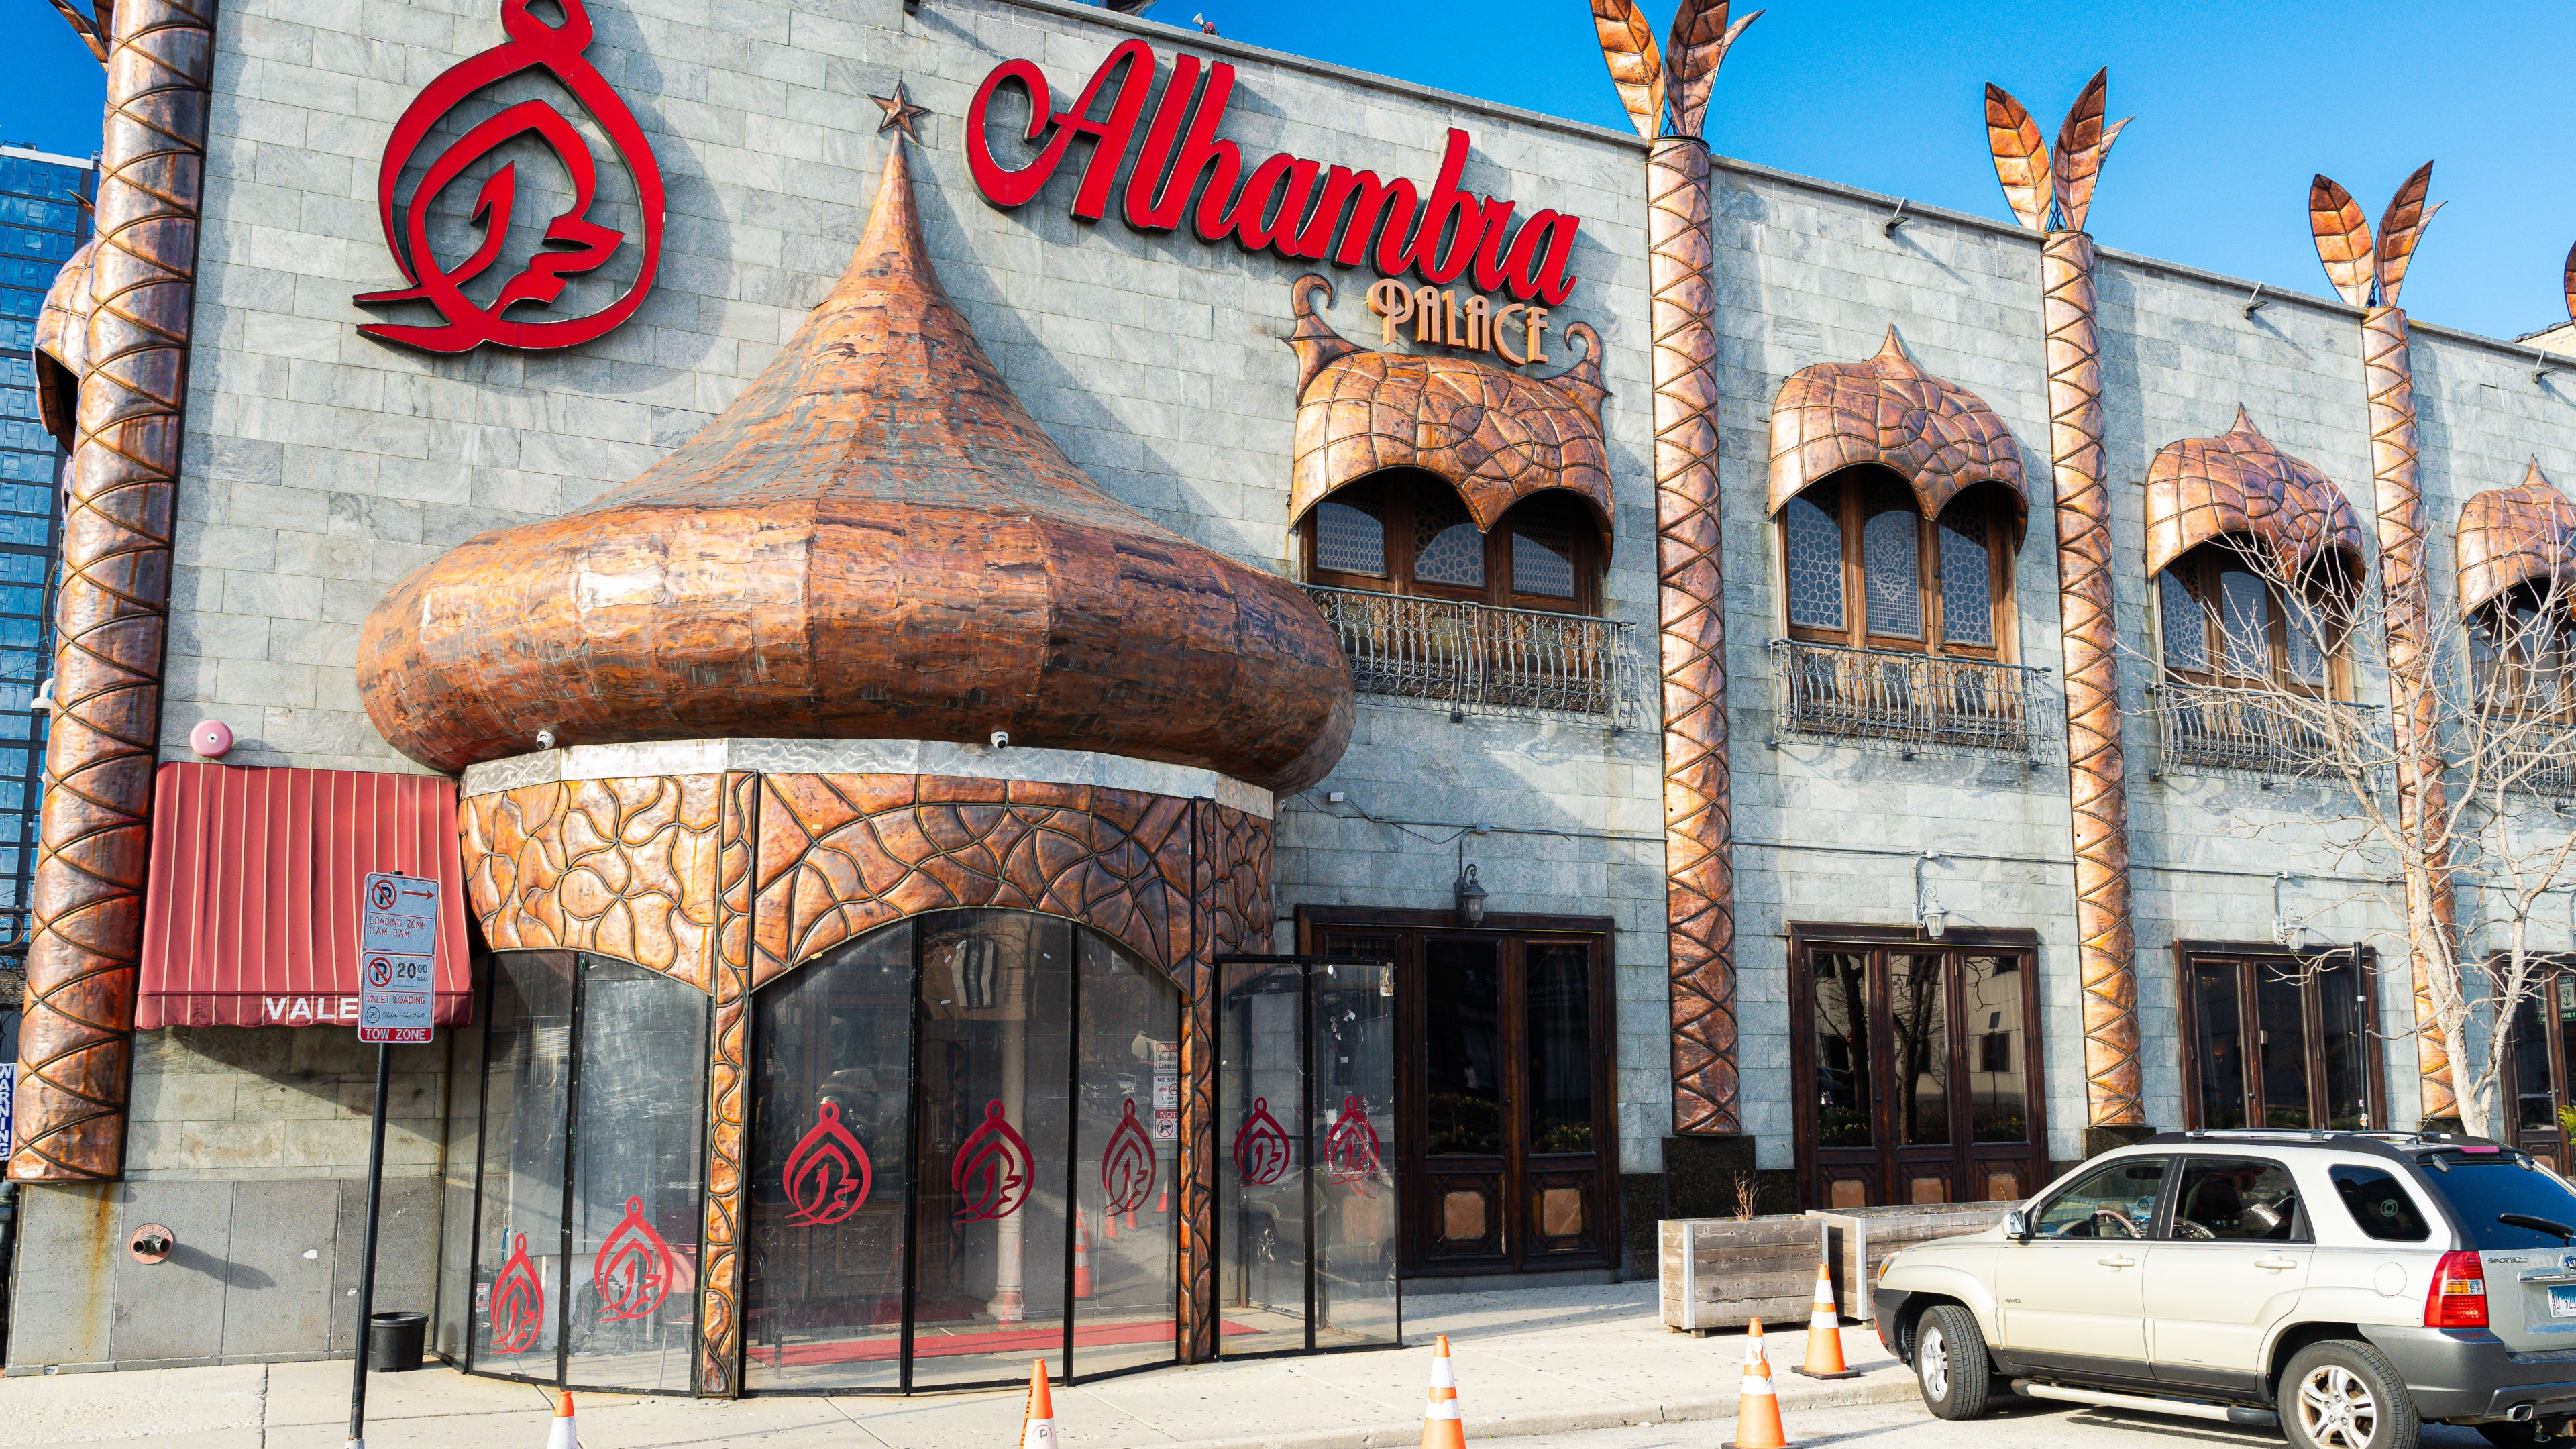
[2280,1339,2418,1449]
[1914,1304,1992,1421]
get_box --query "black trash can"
[367,1311,428,1372]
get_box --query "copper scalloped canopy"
[1766,329,2027,535]
[357,142,1355,794]
[2457,462,2576,617]
[32,238,94,451]
[2144,408,2364,579]
[1283,276,1612,535]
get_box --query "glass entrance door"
[1311,922,1613,1275]
[2178,949,2382,1135]
[1793,938,2043,1209]
[2499,968,2576,1168]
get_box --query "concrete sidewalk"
[0,1283,1921,1449]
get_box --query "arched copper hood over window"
[1766,329,2029,538]
[2457,461,2576,618]
[357,140,1355,796]
[2144,407,2364,581]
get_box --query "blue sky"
[10,1,2575,340]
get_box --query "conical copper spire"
[358,139,1354,792]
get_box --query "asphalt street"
[1502,1392,2508,1448]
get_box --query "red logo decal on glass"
[355,0,665,354]
[782,1100,873,1227]
[591,1196,675,1322]
[951,1100,1033,1222]
[1326,1096,1383,1195]
[490,1231,546,1352]
[1233,1095,1291,1186]
[1101,1098,1157,1215]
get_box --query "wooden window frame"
[1299,469,1605,616]
[1776,468,2013,663]
[2154,543,2351,700]
[1784,923,2049,1211]
[2496,959,2576,1166]
[2171,940,2388,1134]
[2469,586,2576,723]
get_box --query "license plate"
[2549,1285,2576,1319]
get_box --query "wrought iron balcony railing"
[1301,586,1648,726]
[1765,639,2047,758]
[2149,679,2383,779]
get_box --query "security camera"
[536,728,558,750]
[989,730,1010,750]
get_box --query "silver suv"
[1872,1130,2576,1449]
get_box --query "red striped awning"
[138,763,472,1030]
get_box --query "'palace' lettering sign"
[968,40,1583,306]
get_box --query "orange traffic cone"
[545,1391,580,1449]
[1791,1262,1858,1379]
[1103,1207,1121,1242]
[1073,1214,1095,1300]
[1020,1359,1059,1448]
[1126,1208,1138,1232]
[1155,1183,1169,1214]
[1420,1334,1464,1449]
[1725,1318,1790,1449]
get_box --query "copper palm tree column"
[2311,166,2458,1122]
[1589,0,1760,1137]
[13,0,218,1183]
[1984,73,2146,1134]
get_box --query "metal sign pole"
[347,1042,391,1449]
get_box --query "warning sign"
[1151,1041,1179,1141]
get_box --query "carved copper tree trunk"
[13,0,215,1182]
[694,771,757,1395]
[1984,72,2144,1134]
[2363,305,2459,1121]
[1650,136,1737,1136]
[2042,231,2145,1130]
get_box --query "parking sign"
[359,873,439,1044]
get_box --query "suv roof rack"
[2140,1128,2519,1161]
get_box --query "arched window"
[1303,468,1603,613]
[2469,581,2575,718]
[1779,468,2011,657]
[2155,540,2345,696]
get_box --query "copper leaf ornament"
[1665,0,1760,140]
[2372,160,2442,307]
[1590,0,1666,140]
[2309,174,2375,308]
[1982,83,2051,232]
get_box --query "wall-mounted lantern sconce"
[1455,863,1487,927]
[1914,851,1945,938]
[1882,198,1911,237]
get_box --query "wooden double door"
[1300,910,1617,1276]
[1789,928,2048,1210]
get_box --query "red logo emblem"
[1326,1096,1382,1195]
[590,1196,676,1322]
[356,0,664,354]
[1233,1095,1291,1185]
[782,1100,873,1227]
[1100,1098,1157,1215]
[951,1101,1033,1222]
[490,1231,547,1352]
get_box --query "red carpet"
[749,1317,1257,1367]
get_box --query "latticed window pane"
[1862,504,1921,639]
[1511,529,1576,598]
[1315,496,1387,577]
[1413,490,1484,587]
[1939,505,1992,647]
[2218,567,2271,678]
[1784,494,1843,630]
[2284,592,2328,687]
[2161,570,2206,672]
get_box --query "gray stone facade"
[15,0,2576,1372]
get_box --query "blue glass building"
[0,146,94,955]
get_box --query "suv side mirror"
[2003,1209,2031,1242]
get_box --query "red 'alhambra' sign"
[356,0,665,354]
[968,40,1582,305]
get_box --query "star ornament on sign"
[873,82,931,141]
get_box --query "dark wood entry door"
[2500,966,2576,1168]
[2176,945,2385,1135]
[1304,914,1615,1275]
[1790,930,2047,1210]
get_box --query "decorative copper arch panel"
[1285,275,1612,536]
[1765,329,2029,537]
[32,238,95,451]
[2457,462,2576,617]
[2144,408,2364,580]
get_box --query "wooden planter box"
[1811,1201,2016,1322]
[1658,1214,1828,1333]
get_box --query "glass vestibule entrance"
[1216,955,1401,1358]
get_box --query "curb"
[1167,1370,1922,1449]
